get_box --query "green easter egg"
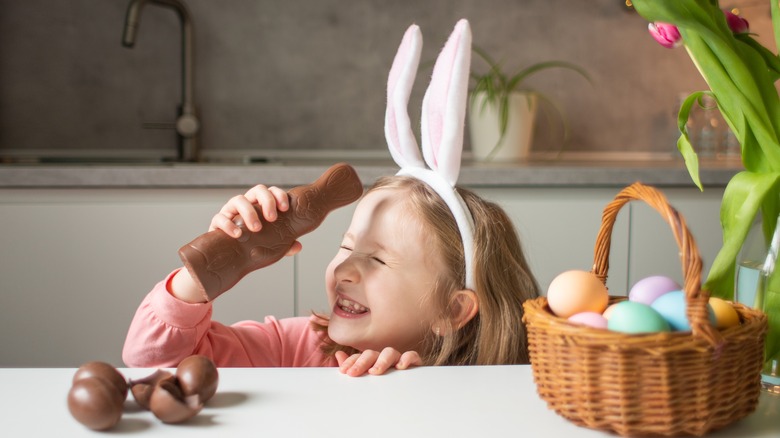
[607,301,671,334]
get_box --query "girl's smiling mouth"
[335,296,370,317]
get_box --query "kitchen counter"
[4,365,778,437]
[0,155,743,188]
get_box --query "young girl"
[123,19,540,376]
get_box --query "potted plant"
[632,0,780,391]
[468,46,590,161]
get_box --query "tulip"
[648,22,682,48]
[723,9,749,34]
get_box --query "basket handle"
[591,182,722,347]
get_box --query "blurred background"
[0,0,773,159]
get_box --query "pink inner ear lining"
[385,24,424,169]
[421,20,469,174]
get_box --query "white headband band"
[396,167,476,289]
[385,20,475,290]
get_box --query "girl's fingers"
[368,347,402,375]
[336,352,361,374]
[340,350,380,377]
[396,351,422,370]
[245,185,289,222]
[336,349,421,376]
[334,350,349,367]
[285,241,303,257]
[208,185,291,235]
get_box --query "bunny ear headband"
[384,19,475,290]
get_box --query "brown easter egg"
[129,369,173,410]
[149,376,203,424]
[72,361,128,399]
[176,355,219,402]
[67,376,124,430]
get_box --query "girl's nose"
[333,255,360,284]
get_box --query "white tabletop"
[3,365,778,437]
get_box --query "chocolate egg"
[149,376,203,424]
[176,355,219,403]
[67,376,124,430]
[73,361,128,399]
[129,369,173,410]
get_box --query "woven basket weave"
[522,182,768,437]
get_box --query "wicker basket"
[522,182,768,437]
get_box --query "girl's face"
[325,188,444,353]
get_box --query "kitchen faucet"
[122,0,200,162]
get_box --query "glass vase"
[735,213,780,394]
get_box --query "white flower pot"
[468,91,538,162]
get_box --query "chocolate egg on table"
[547,270,609,318]
[72,361,128,399]
[709,297,740,328]
[568,311,608,329]
[628,275,680,305]
[149,376,203,424]
[650,290,716,331]
[129,369,173,410]
[607,301,671,334]
[67,376,125,430]
[176,355,219,403]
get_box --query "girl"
[123,19,540,376]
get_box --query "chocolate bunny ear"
[384,19,476,290]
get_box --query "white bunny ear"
[385,24,425,169]
[420,19,471,186]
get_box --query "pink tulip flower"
[648,22,682,48]
[723,9,749,34]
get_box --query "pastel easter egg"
[708,297,740,329]
[650,290,716,331]
[546,270,609,318]
[602,302,620,320]
[628,275,680,305]
[607,301,671,334]
[568,311,608,329]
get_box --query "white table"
[3,365,778,437]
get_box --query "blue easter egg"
[650,290,716,331]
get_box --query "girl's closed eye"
[370,255,387,265]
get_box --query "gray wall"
[0,0,772,158]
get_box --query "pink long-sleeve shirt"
[122,270,337,368]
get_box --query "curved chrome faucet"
[122,0,200,162]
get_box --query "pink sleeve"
[122,270,337,368]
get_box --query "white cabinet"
[478,188,631,295]
[0,184,725,367]
[0,189,293,367]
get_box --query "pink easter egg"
[568,311,608,329]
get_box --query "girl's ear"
[435,289,478,335]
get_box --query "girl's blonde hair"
[314,175,540,364]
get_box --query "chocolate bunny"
[179,162,364,301]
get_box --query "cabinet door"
[0,189,294,367]
[478,188,630,296]
[628,187,725,292]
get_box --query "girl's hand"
[335,348,422,377]
[209,184,290,237]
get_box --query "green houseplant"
[468,47,590,161]
[632,0,780,388]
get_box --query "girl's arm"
[122,270,334,368]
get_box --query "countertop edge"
[0,162,741,189]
